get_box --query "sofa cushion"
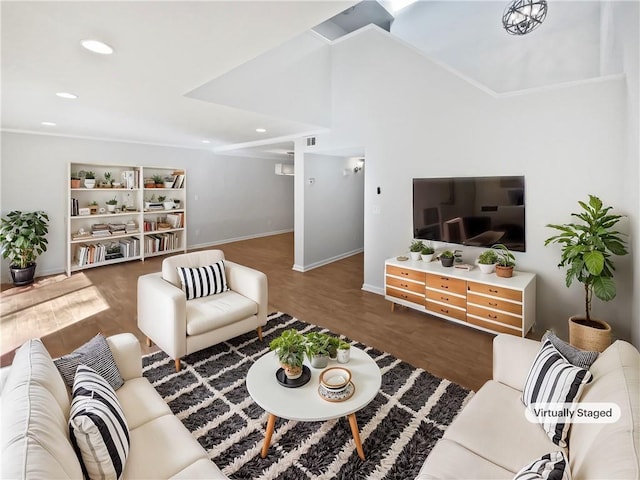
[541,331,598,369]
[513,451,571,480]
[55,333,124,390]
[122,415,209,479]
[115,377,173,429]
[443,380,557,473]
[186,290,258,336]
[70,365,130,480]
[170,458,228,479]
[177,261,228,300]
[522,340,592,447]
[1,339,83,480]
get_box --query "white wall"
[296,153,364,270]
[304,26,635,342]
[0,132,294,282]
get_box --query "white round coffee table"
[246,347,381,460]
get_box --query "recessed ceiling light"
[56,92,78,99]
[256,128,267,133]
[41,121,57,126]
[81,39,114,55]
[201,140,211,144]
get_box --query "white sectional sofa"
[1,333,228,479]
[418,334,640,479]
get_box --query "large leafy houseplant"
[544,195,628,321]
[0,211,49,286]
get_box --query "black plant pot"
[10,263,37,286]
[440,257,454,267]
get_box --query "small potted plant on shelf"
[269,329,306,380]
[409,240,424,260]
[163,176,174,188]
[304,332,332,368]
[84,171,96,189]
[102,172,113,188]
[89,201,98,215]
[0,210,49,286]
[493,243,515,278]
[439,250,454,267]
[152,174,164,187]
[421,243,435,262]
[477,249,498,274]
[337,340,351,364]
[157,195,174,210]
[70,172,81,189]
[105,197,118,213]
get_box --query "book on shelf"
[171,174,185,189]
[165,213,183,229]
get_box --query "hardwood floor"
[0,233,493,391]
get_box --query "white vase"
[478,263,496,274]
[421,253,434,262]
[409,252,421,260]
[84,179,95,189]
[163,201,174,210]
[107,204,116,213]
[337,348,351,364]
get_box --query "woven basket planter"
[568,316,611,352]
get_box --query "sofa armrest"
[137,272,187,360]
[225,261,268,326]
[106,333,142,381]
[493,334,542,391]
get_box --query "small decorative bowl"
[319,367,351,391]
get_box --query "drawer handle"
[401,294,408,299]
[401,272,409,276]
[440,296,449,301]
[440,308,449,314]
[488,314,498,319]
[489,288,499,293]
[488,302,498,306]
[441,285,449,289]
[400,283,408,288]
[440,277,449,281]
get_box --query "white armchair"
[137,250,268,371]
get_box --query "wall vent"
[306,136,316,147]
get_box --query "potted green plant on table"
[105,197,118,213]
[439,250,454,267]
[544,195,628,352]
[409,240,424,261]
[0,210,49,286]
[421,243,435,262]
[304,332,332,368]
[270,329,306,380]
[492,244,515,278]
[337,340,351,364]
[477,249,498,274]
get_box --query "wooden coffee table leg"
[261,413,277,458]
[347,413,365,460]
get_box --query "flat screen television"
[413,176,526,252]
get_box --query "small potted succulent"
[440,250,454,267]
[421,243,435,262]
[83,171,96,189]
[157,195,174,210]
[163,176,175,188]
[337,340,351,364]
[152,174,164,187]
[409,240,424,260]
[493,243,516,278]
[105,197,118,213]
[477,249,498,274]
[102,172,113,188]
[269,329,306,380]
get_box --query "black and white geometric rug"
[142,312,473,480]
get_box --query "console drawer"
[386,265,426,284]
[386,287,424,306]
[467,304,522,328]
[426,301,466,322]
[425,289,466,308]
[467,292,522,315]
[425,274,466,295]
[467,316,521,336]
[386,276,425,294]
[467,281,521,302]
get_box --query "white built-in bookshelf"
[66,163,187,275]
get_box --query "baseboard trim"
[293,248,363,273]
[362,283,383,295]
[188,229,293,251]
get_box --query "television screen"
[413,176,525,252]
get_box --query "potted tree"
[493,243,515,278]
[409,240,424,260]
[544,195,628,351]
[421,243,435,262]
[0,210,49,286]
[477,249,498,274]
[439,250,454,267]
[269,329,306,380]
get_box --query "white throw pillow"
[177,260,228,300]
[69,365,130,480]
[522,339,593,447]
[513,451,571,480]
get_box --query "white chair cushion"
[162,250,225,288]
[186,290,258,336]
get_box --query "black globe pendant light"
[502,0,548,35]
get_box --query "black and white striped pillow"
[522,339,593,447]
[69,365,130,480]
[513,451,571,480]
[177,260,228,300]
[54,333,124,390]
